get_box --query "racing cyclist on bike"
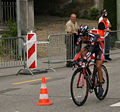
[72,25,104,97]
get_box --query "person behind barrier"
[98,10,112,61]
[65,13,79,67]
[99,9,111,28]
[72,25,104,97]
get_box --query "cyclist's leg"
[95,43,104,83]
[95,48,104,97]
[96,60,103,83]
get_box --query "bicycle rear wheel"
[94,65,109,100]
[70,68,89,106]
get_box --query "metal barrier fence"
[0,1,16,22]
[47,32,120,70]
[18,39,49,75]
[47,33,75,70]
[0,37,25,69]
[104,31,120,56]
[37,41,49,71]
[1,32,119,74]
[0,36,48,75]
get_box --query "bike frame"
[77,61,97,90]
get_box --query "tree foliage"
[104,0,117,47]
[104,0,117,30]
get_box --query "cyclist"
[72,25,104,97]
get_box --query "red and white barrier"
[27,32,37,69]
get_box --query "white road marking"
[110,102,120,107]
[69,96,82,99]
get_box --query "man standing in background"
[65,14,79,67]
[98,9,112,61]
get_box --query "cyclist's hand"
[79,58,87,67]
[109,29,111,32]
[72,61,77,67]
[79,59,84,66]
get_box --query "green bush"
[1,20,18,57]
[48,2,100,20]
[104,0,117,47]
[81,10,89,19]
[49,2,82,17]
[7,20,17,37]
[89,8,100,20]
[1,33,9,37]
[2,20,17,38]
[104,0,116,30]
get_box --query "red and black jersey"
[73,33,104,61]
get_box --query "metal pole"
[26,0,29,31]
[0,0,2,23]
[48,35,51,69]
[117,0,120,41]
[16,0,22,56]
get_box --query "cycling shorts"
[84,43,104,61]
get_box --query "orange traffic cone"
[36,77,53,106]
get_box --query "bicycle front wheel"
[70,68,89,106]
[94,65,109,100]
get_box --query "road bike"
[70,59,109,106]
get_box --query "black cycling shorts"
[84,44,104,61]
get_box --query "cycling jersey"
[73,33,104,62]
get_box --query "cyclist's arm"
[73,41,82,61]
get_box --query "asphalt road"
[0,52,120,112]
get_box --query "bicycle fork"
[77,67,85,88]
[82,67,85,87]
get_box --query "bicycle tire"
[94,65,109,100]
[70,68,89,106]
